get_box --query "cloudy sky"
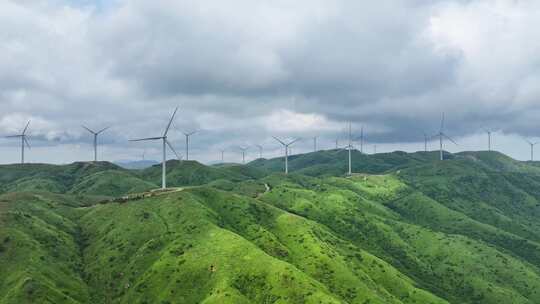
[1,0,540,164]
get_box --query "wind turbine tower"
[433,113,458,161]
[220,149,225,162]
[182,131,197,161]
[313,136,318,152]
[82,125,110,162]
[6,121,31,164]
[239,146,249,164]
[336,123,359,175]
[129,107,180,189]
[360,126,364,153]
[484,128,493,151]
[255,144,263,159]
[345,123,354,175]
[525,139,539,161]
[423,133,429,152]
[273,137,300,174]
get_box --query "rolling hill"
[2,150,540,303]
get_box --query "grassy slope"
[78,188,447,304]
[2,150,540,303]
[258,173,540,303]
[138,160,265,187]
[0,162,129,195]
[0,193,89,304]
[0,160,266,197]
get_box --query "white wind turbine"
[219,149,225,163]
[345,123,354,175]
[335,122,360,175]
[239,146,249,164]
[312,136,318,152]
[81,125,110,162]
[6,120,31,164]
[359,126,364,153]
[483,128,494,151]
[182,130,197,161]
[524,139,540,161]
[129,107,181,189]
[273,137,300,174]
[255,144,263,159]
[432,113,458,160]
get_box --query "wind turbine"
[6,120,31,164]
[312,136,318,152]
[273,137,300,174]
[239,146,249,164]
[524,139,539,161]
[81,125,110,162]
[423,132,429,152]
[129,107,180,189]
[483,128,493,151]
[433,113,458,161]
[255,144,263,159]
[335,123,362,175]
[182,130,197,161]
[219,149,225,162]
[345,123,354,175]
[360,126,364,153]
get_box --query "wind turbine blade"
[82,125,96,134]
[163,107,179,137]
[97,126,111,134]
[272,136,286,146]
[24,137,31,149]
[5,135,23,138]
[442,133,458,145]
[182,130,197,136]
[440,112,445,131]
[524,138,533,145]
[129,137,163,142]
[22,120,31,135]
[287,138,301,146]
[166,140,182,160]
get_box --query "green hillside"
[0,160,266,197]
[2,150,540,303]
[0,162,129,195]
[138,160,266,187]
[248,150,444,176]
